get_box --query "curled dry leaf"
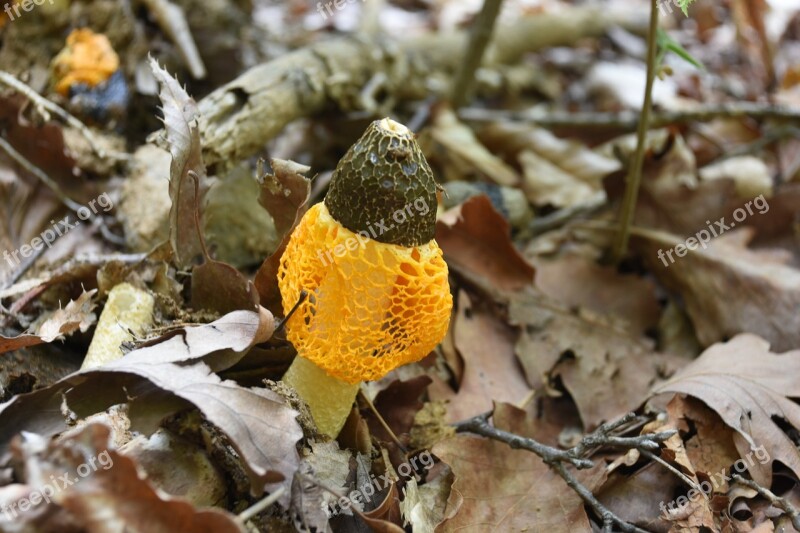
[150,57,208,270]
[479,122,621,208]
[0,423,244,533]
[0,326,299,497]
[652,334,800,487]
[435,195,535,294]
[119,309,275,372]
[0,289,97,354]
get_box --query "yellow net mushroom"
[278,118,452,437]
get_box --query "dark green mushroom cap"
[324,118,438,247]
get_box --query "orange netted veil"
[278,202,452,383]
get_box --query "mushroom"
[278,118,452,437]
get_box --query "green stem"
[282,355,359,438]
[612,0,659,264]
[450,0,506,109]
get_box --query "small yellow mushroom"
[51,28,120,96]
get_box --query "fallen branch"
[196,5,648,168]
[458,103,800,130]
[455,411,675,533]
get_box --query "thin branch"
[612,0,659,264]
[358,387,408,454]
[454,411,593,469]
[731,474,800,530]
[0,71,117,160]
[450,0,506,109]
[552,461,650,533]
[455,411,675,533]
[458,103,800,130]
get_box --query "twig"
[237,486,286,524]
[552,461,650,533]
[358,387,408,454]
[612,0,659,264]
[450,0,506,109]
[0,136,84,212]
[458,103,800,130]
[640,449,703,496]
[731,474,800,530]
[0,71,112,159]
[455,411,675,532]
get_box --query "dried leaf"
[254,159,312,314]
[433,402,592,532]
[652,334,800,487]
[511,292,683,429]
[150,57,208,269]
[635,227,800,352]
[0,423,244,533]
[0,358,300,496]
[436,195,535,293]
[420,108,520,187]
[191,260,259,315]
[429,291,532,423]
[0,290,97,354]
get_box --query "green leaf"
[656,28,706,71]
[678,0,696,16]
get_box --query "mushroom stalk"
[282,356,359,437]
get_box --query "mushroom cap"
[278,202,452,383]
[325,118,438,247]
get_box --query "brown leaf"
[191,260,259,315]
[122,309,275,372]
[0,423,244,533]
[511,292,683,429]
[150,58,208,269]
[0,358,301,496]
[254,159,312,314]
[436,195,535,293]
[533,253,660,337]
[257,158,313,237]
[652,334,800,487]
[429,291,532,423]
[366,376,432,445]
[480,122,620,208]
[0,290,97,354]
[433,402,592,532]
[635,227,800,352]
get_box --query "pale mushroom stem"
[282,355,359,437]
